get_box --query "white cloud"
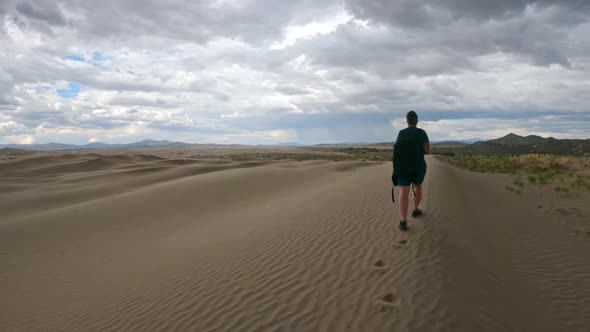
[0,121,27,135]
[5,134,35,144]
[270,11,352,49]
[220,112,243,119]
[211,129,297,144]
[1,0,589,145]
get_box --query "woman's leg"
[413,185,422,211]
[399,185,411,221]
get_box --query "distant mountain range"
[428,133,590,156]
[276,142,307,146]
[461,133,590,156]
[0,139,193,151]
[1,134,589,155]
[486,133,547,145]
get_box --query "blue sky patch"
[57,82,82,98]
[92,52,105,61]
[63,54,85,62]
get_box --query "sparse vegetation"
[451,155,521,173]
[528,175,537,184]
[333,147,392,161]
[224,147,392,162]
[451,154,590,193]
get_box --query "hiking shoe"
[412,209,423,218]
[399,220,408,231]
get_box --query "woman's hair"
[406,110,418,125]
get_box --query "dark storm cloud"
[11,15,26,30]
[55,0,341,45]
[342,0,589,67]
[288,22,476,76]
[15,2,66,26]
[345,0,590,25]
[0,61,16,108]
[275,86,310,95]
[437,0,590,19]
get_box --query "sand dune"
[1,154,589,331]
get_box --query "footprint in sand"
[378,293,399,313]
[373,260,387,272]
[393,239,408,248]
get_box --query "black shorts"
[397,166,427,186]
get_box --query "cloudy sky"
[1,0,589,145]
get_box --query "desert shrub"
[453,155,520,173]
[528,175,537,184]
[527,164,548,173]
[539,172,558,184]
[452,154,590,192]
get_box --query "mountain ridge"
[462,133,590,156]
[1,133,589,155]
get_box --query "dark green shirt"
[395,127,429,169]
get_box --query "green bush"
[528,175,536,184]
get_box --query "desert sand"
[1,151,589,331]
